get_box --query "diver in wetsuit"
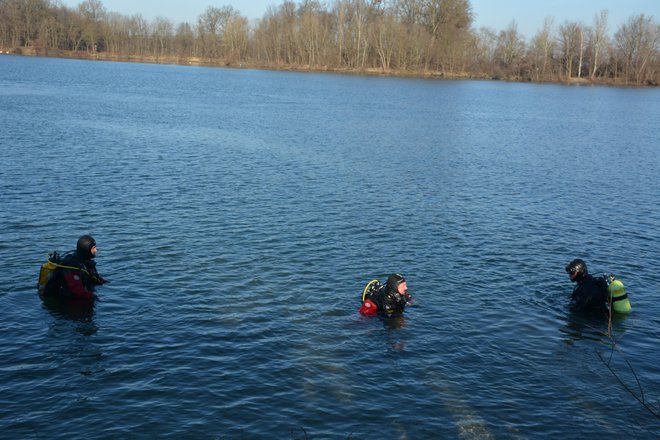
[374,273,411,316]
[565,259,608,316]
[43,235,107,301]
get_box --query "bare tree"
[372,7,399,70]
[20,0,51,47]
[333,0,348,66]
[558,21,582,78]
[614,14,660,84]
[394,0,422,26]
[37,8,61,49]
[103,12,125,55]
[298,0,324,65]
[577,24,584,77]
[78,0,106,52]
[151,17,173,57]
[420,0,473,71]
[494,20,525,78]
[470,26,496,75]
[197,5,240,59]
[279,1,298,64]
[173,22,194,57]
[252,6,284,64]
[224,12,249,61]
[55,5,84,51]
[331,0,373,69]
[2,0,658,86]
[128,14,149,56]
[529,17,555,80]
[589,9,609,78]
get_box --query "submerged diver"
[359,273,412,317]
[41,235,107,301]
[565,259,608,316]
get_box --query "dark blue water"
[1,55,659,439]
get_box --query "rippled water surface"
[1,56,659,439]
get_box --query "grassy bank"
[3,46,654,88]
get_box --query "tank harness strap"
[612,293,629,302]
[362,280,380,303]
[53,262,92,277]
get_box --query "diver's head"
[565,259,587,281]
[77,235,97,259]
[386,273,407,294]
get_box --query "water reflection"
[560,310,629,346]
[382,315,408,351]
[40,294,105,379]
[382,314,407,330]
[40,294,97,335]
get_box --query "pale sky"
[61,0,659,39]
[470,0,659,39]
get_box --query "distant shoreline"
[3,47,654,89]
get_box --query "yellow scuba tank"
[38,252,60,294]
[607,276,631,314]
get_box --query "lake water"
[1,55,659,439]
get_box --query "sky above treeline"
[59,0,659,40]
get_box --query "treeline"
[1,0,659,85]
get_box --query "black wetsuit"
[570,273,608,316]
[44,251,104,301]
[375,284,408,316]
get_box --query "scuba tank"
[604,274,632,314]
[38,251,61,294]
[359,279,381,316]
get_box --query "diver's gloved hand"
[97,276,109,285]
